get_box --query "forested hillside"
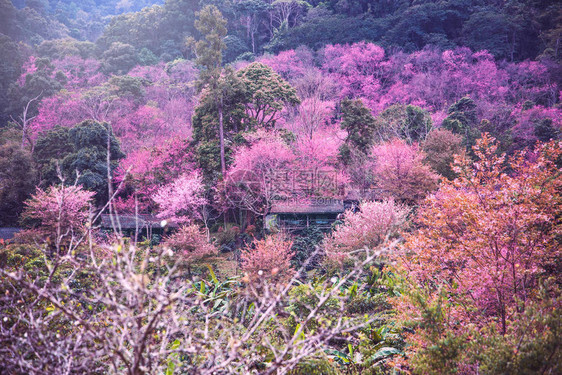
[0,1,561,374]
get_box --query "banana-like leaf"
[369,347,402,363]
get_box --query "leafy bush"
[241,234,295,283]
[164,224,217,272]
[291,226,324,270]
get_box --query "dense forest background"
[2,0,561,61]
[2,0,561,97]
[1,0,561,222]
[2,0,561,125]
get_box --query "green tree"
[0,0,19,38]
[223,35,250,63]
[233,0,271,54]
[0,34,23,124]
[0,128,36,226]
[6,57,63,123]
[192,70,248,182]
[101,42,138,75]
[33,120,125,205]
[189,5,229,177]
[36,38,97,60]
[442,96,481,150]
[534,118,561,143]
[339,98,377,162]
[237,62,300,128]
[422,128,464,180]
[461,9,515,61]
[375,104,433,143]
[137,47,159,66]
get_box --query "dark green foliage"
[534,118,561,142]
[0,0,19,38]
[36,38,97,60]
[339,98,377,161]
[6,57,63,121]
[237,62,300,128]
[412,331,469,374]
[382,2,466,52]
[137,47,159,66]
[159,39,184,62]
[101,42,138,75]
[212,224,242,253]
[194,141,224,184]
[291,226,324,270]
[287,283,341,323]
[345,292,390,315]
[108,75,147,101]
[442,96,481,150]
[0,243,58,284]
[0,128,36,226]
[461,9,515,60]
[423,128,464,180]
[0,33,23,123]
[223,35,250,63]
[0,240,96,290]
[402,105,433,142]
[232,0,271,54]
[96,1,197,60]
[474,291,562,374]
[265,13,386,53]
[375,104,433,143]
[2,0,560,66]
[407,282,562,375]
[235,51,255,62]
[288,357,338,375]
[266,0,561,61]
[33,120,124,205]
[191,70,248,181]
[33,126,72,167]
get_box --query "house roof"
[0,228,22,240]
[270,200,345,214]
[99,214,178,230]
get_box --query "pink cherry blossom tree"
[164,224,217,273]
[241,234,295,284]
[372,139,439,204]
[324,199,409,269]
[226,132,296,217]
[21,185,95,255]
[152,171,206,224]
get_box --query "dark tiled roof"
[0,228,22,240]
[270,200,345,214]
[99,214,178,229]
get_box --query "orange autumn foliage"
[393,134,562,368]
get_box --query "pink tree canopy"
[153,171,206,223]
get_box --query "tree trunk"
[251,14,256,54]
[219,95,226,178]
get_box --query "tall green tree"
[191,69,248,182]
[0,128,36,226]
[442,96,481,150]
[339,98,378,163]
[189,5,229,177]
